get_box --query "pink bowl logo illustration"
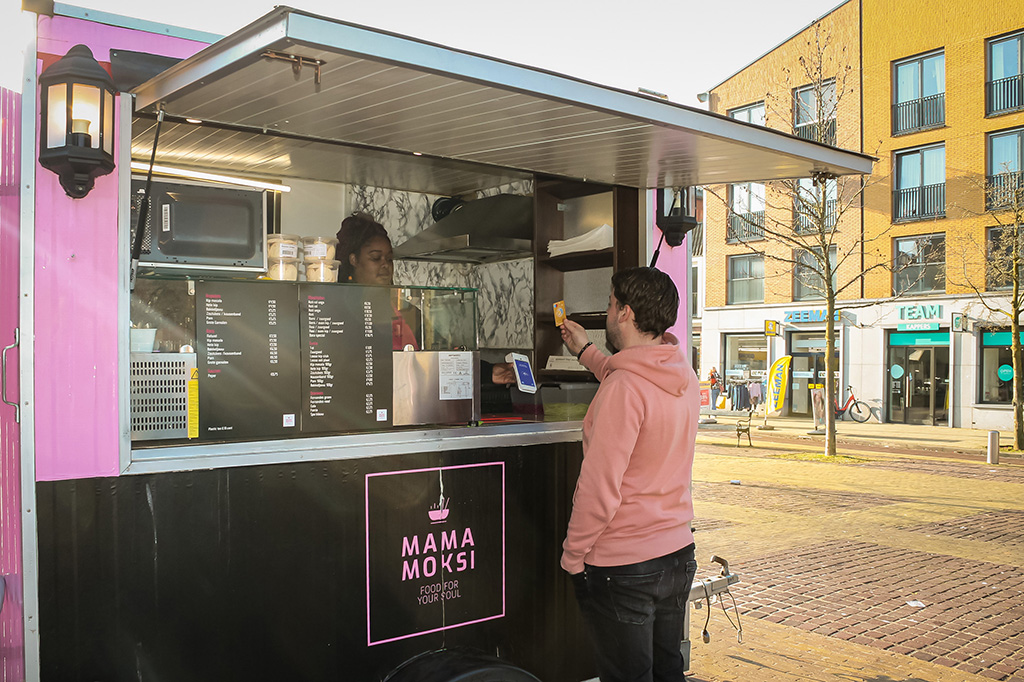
[429,495,450,523]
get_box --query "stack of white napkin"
[547,223,613,257]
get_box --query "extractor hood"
[392,194,533,264]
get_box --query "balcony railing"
[795,198,838,234]
[727,211,765,242]
[893,93,945,134]
[689,222,704,256]
[794,118,837,145]
[987,73,1024,115]
[893,183,945,221]
[987,171,1023,210]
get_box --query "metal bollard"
[987,430,1000,465]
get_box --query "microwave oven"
[129,176,272,276]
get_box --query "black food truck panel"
[196,280,302,440]
[299,284,394,431]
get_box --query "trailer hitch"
[682,555,743,671]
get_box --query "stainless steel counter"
[126,420,583,475]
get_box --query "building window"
[987,30,1024,116]
[980,330,1021,403]
[723,334,768,381]
[729,101,765,126]
[728,182,765,242]
[794,247,838,301]
[986,225,1024,290]
[988,127,1023,210]
[894,144,945,221]
[795,177,838,233]
[691,261,701,319]
[727,254,764,304]
[893,233,945,295]
[893,51,945,134]
[794,81,836,144]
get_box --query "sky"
[0,0,843,104]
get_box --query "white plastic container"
[267,233,301,259]
[304,258,340,282]
[268,257,301,281]
[130,328,158,352]
[301,236,338,261]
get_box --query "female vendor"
[336,212,514,385]
[336,212,418,350]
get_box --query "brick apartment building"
[700,0,1024,428]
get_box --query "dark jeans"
[572,544,697,682]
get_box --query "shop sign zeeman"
[783,309,841,323]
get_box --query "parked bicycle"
[834,386,871,422]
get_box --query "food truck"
[0,4,874,680]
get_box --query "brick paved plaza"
[686,434,1024,682]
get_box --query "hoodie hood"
[604,332,694,397]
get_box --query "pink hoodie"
[561,333,699,574]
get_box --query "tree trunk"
[1012,314,1023,450]
[1012,220,1023,451]
[824,298,837,458]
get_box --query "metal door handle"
[2,328,19,423]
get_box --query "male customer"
[559,266,699,682]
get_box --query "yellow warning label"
[188,368,200,439]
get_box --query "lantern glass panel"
[661,188,683,218]
[71,82,101,148]
[102,89,113,155]
[46,83,67,148]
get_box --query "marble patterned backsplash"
[350,182,534,350]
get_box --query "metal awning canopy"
[131,6,874,196]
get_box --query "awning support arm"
[129,104,165,292]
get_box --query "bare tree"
[707,22,923,457]
[949,165,1024,449]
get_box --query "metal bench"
[736,409,754,446]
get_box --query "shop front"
[787,332,839,418]
[886,329,950,425]
[780,308,841,418]
[979,330,1022,404]
[722,333,767,410]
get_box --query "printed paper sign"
[438,352,473,401]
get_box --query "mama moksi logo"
[365,462,504,646]
[400,494,477,582]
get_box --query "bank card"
[553,300,566,326]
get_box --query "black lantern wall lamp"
[38,44,116,198]
[655,187,698,247]
[650,187,699,268]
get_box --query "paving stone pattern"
[902,510,1024,547]
[731,539,1024,681]
[863,458,1024,483]
[693,480,899,515]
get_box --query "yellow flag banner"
[766,355,792,415]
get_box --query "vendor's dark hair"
[611,267,678,337]
[336,212,389,281]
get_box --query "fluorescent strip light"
[130,161,291,192]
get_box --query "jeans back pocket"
[603,570,665,625]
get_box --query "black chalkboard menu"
[299,284,394,432]
[196,280,302,440]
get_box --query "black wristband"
[576,341,593,360]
